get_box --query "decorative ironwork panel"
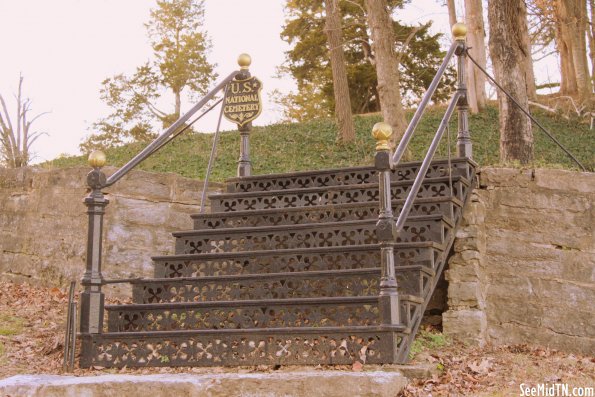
[82,329,404,367]
[133,271,381,304]
[212,178,468,212]
[175,219,449,255]
[226,159,474,193]
[154,245,443,278]
[193,200,457,230]
[107,300,381,332]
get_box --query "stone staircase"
[80,157,476,368]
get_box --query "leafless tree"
[0,76,48,168]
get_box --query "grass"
[410,329,450,360]
[0,312,25,336]
[43,103,594,181]
[0,312,25,363]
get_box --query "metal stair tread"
[191,196,463,220]
[106,295,423,313]
[152,241,444,261]
[173,214,453,237]
[224,157,474,183]
[210,175,470,200]
[95,324,411,338]
[131,267,385,284]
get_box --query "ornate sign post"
[224,54,263,177]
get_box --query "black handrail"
[395,91,461,231]
[392,41,461,165]
[103,70,240,187]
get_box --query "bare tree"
[363,0,408,145]
[0,76,47,168]
[324,0,356,143]
[488,0,534,163]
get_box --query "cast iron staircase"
[80,158,476,367]
[78,31,478,368]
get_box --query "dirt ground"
[1,280,593,396]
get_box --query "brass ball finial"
[372,122,393,151]
[88,150,106,168]
[238,53,252,70]
[452,23,467,41]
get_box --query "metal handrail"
[395,91,461,232]
[392,41,462,165]
[103,70,240,187]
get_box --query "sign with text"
[223,76,263,127]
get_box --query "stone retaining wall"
[443,168,594,355]
[0,166,221,292]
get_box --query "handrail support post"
[455,39,472,158]
[372,122,400,326]
[80,165,108,334]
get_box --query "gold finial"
[452,23,467,41]
[372,122,393,151]
[238,53,252,70]
[88,150,106,168]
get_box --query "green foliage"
[276,0,454,121]
[81,0,216,152]
[409,330,449,359]
[45,104,594,179]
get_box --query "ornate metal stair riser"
[152,245,442,278]
[210,177,471,212]
[132,267,432,305]
[225,159,475,193]
[174,217,452,255]
[81,328,406,368]
[192,199,461,230]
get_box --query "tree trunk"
[324,0,356,143]
[519,0,537,99]
[588,0,595,85]
[464,0,487,112]
[554,0,592,98]
[488,0,534,164]
[174,90,181,121]
[363,0,408,146]
[447,0,457,26]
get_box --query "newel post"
[80,150,108,334]
[236,53,253,177]
[453,23,472,158]
[372,122,400,326]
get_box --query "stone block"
[443,309,487,345]
[447,281,484,309]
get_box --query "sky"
[0,1,556,164]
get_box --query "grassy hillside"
[44,104,593,181]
